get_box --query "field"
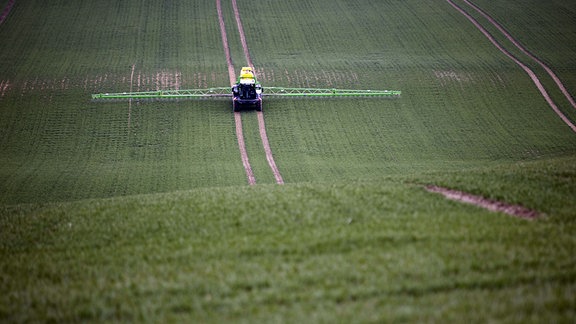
[1,0,575,322]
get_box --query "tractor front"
[231,67,262,112]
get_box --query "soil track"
[231,0,284,185]
[0,0,15,25]
[231,0,253,69]
[463,0,576,110]
[426,185,540,219]
[128,64,135,129]
[434,1,572,216]
[0,80,9,98]
[447,0,576,133]
[216,0,256,185]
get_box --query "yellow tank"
[240,67,254,79]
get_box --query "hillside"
[1,0,575,321]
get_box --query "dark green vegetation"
[1,0,575,322]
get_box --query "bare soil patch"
[426,185,541,219]
[434,70,473,87]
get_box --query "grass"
[0,0,575,322]
[1,157,575,322]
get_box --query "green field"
[1,0,575,322]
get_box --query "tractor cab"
[232,67,262,111]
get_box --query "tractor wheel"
[233,101,239,112]
[256,101,262,112]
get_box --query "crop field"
[1,0,575,322]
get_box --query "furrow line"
[216,0,256,185]
[447,0,576,133]
[462,0,576,110]
[232,0,285,184]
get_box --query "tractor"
[232,67,263,112]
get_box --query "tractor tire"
[256,101,262,112]
[233,101,239,112]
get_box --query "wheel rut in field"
[216,0,284,185]
[433,1,572,216]
[462,0,576,110]
[128,64,135,130]
[0,0,15,25]
[232,0,284,185]
[231,0,253,69]
[216,0,256,185]
[447,0,576,133]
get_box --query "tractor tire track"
[0,0,15,25]
[256,111,284,184]
[216,0,256,185]
[232,0,285,184]
[216,0,237,87]
[231,0,253,68]
[447,0,576,133]
[462,0,576,110]
[128,64,135,130]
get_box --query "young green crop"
[0,0,575,322]
[1,156,575,322]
